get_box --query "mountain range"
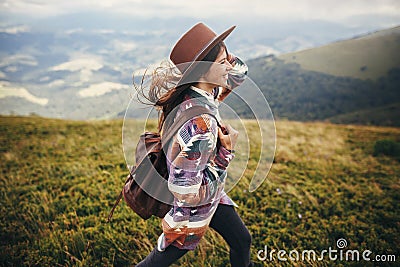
[0,17,399,126]
[243,26,400,126]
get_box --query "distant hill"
[245,56,400,126]
[278,26,400,80]
[1,23,399,125]
[328,102,400,126]
[242,26,400,127]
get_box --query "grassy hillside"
[246,56,400,127]
[278,26,400,80]
[1,116,399,266]
[327,102,400,126]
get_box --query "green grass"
[278,26,400,80]
[1,116,399,266]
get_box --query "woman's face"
[202,47,233,87]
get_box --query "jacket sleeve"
[228,55,248,89]
[217,55,248,101]
[167,114,234,222]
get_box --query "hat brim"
[176,25,236,88]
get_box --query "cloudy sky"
[1,0,399,28]
[1,0,399,66]
[0,0,399,118]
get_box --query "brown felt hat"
[170,22,236,86]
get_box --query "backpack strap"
[106,168,134,222]
[107,106,219,222]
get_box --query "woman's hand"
[217,124,239,151]
[227,53,236,66]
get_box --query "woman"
[136,22,254,267]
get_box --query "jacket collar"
[189,86,219,109]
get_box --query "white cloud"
[93,29,116,34]
[0,54,38,68]
[5,66,18,72]
[133,60,165,77]
[112,40,137,53]
[235,45,280,59]
[249,0,400,21]
[78,81,130,97]
[51,57,102,72]
[39,76,50,82]
[0,71,6,79]
[65,28,84,35]
[0,81,49,105]
[1,0,399,23]
[0,25,30,34]
[50,55,103,83]
[274,36,315,53]
[47,79,65,87]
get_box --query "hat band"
[192,36,219,64]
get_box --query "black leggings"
[135,204,253,267]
